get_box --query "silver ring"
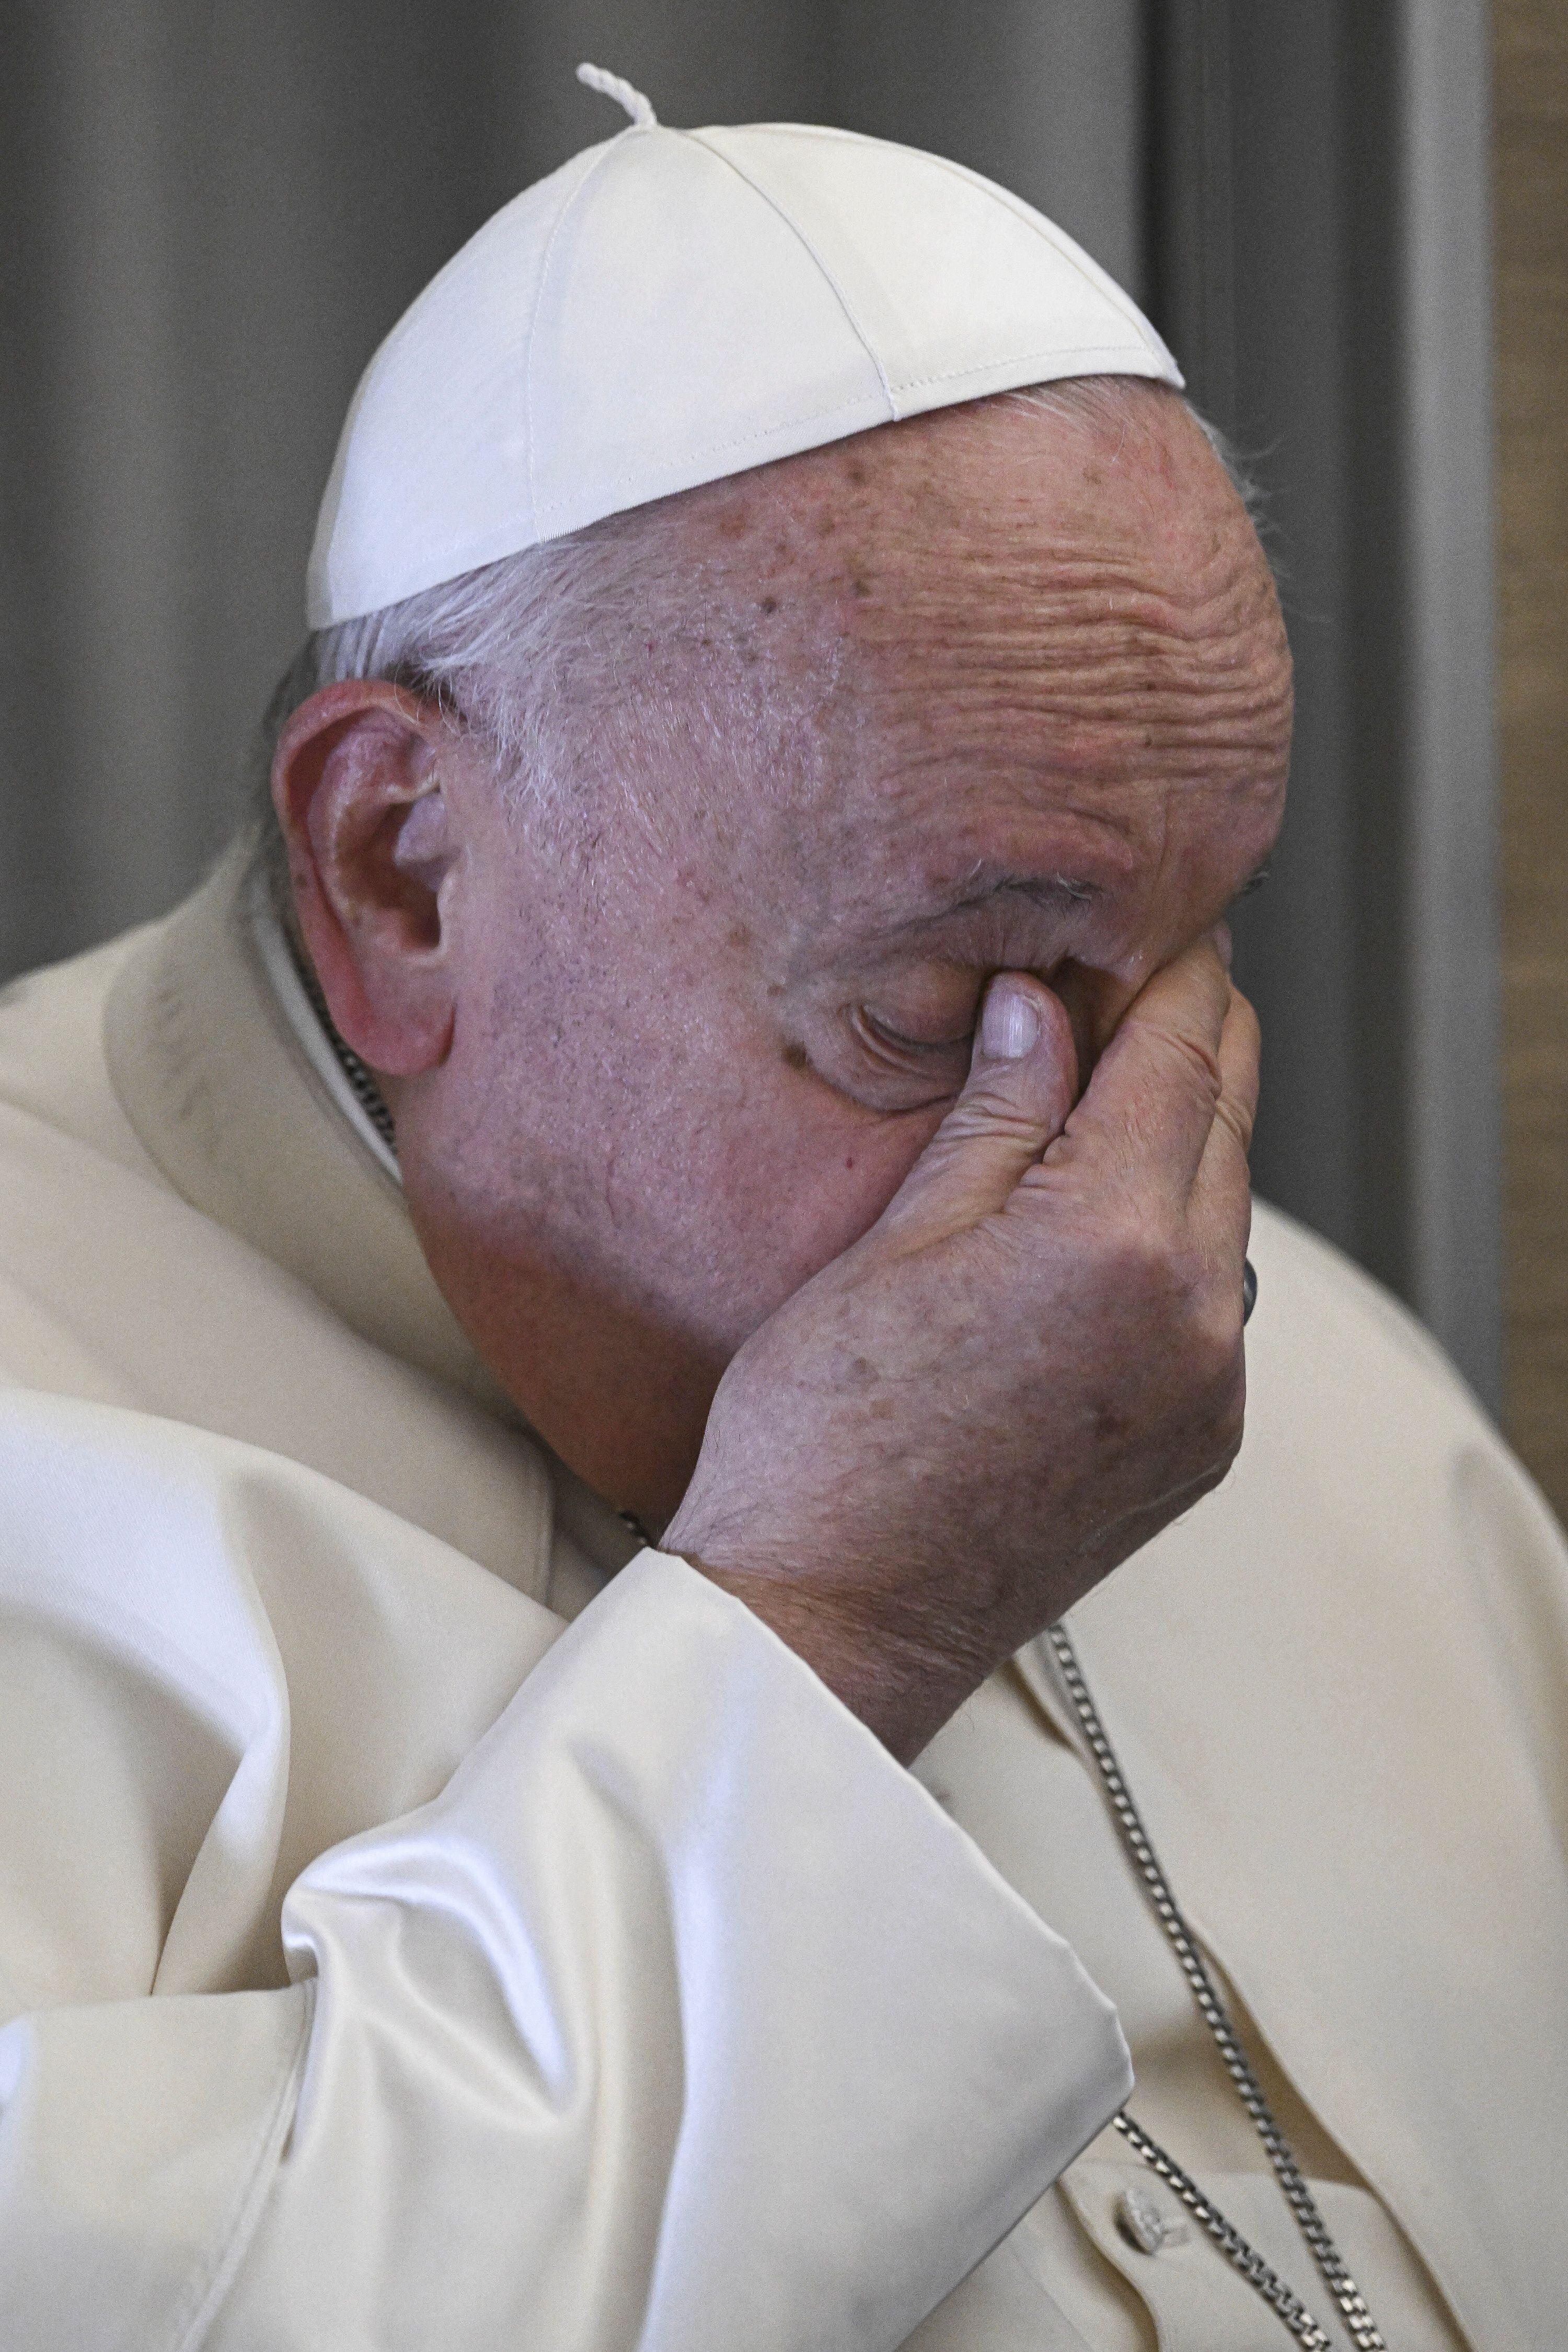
[1242,1258,1258,1325]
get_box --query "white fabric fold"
[0,1390,1129,2351]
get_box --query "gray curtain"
[0,0,1500,1405]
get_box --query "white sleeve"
[0,1392,1129,2352]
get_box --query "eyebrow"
[916,871,1105,926]
[879,856,1273,944]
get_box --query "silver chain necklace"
[1045,1623,1388,2352]
[287,929,401,1158]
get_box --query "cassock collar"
[102,839,520,1427]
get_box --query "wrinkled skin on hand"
[666,941,1254,1761]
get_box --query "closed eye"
[851,1004,976,1064]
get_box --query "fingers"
[1186,981,1260,1246]
[1054,937,1240,1204]
[876,974,1078,1248]
[1210,980,1260,1160]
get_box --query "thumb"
[878,975,1078,1248]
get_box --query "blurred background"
[1,1,1563,1517]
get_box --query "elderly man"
[1,77,1563,2352]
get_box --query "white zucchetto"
[306,65,1182,628]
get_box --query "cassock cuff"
[276,1546,1131,2348]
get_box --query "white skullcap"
[306,65,1182,628]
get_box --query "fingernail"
[981,980,1040,1060]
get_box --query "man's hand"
[663,939,1257,1762]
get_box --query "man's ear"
[272,679,458,1077]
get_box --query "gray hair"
[251,377,1269,887]
[250,521,659,887]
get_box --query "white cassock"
[0,844,1564,2352]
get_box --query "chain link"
[1113,2114,1336,2348]
[290,932,400,1156]
[1046,1622,1387,2352]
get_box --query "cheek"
[698,1069,942,1297]
[448,904,941,1329]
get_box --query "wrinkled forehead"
[675,388,1288,844]
[557,384,1289,960]
[673,388,1284,712]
